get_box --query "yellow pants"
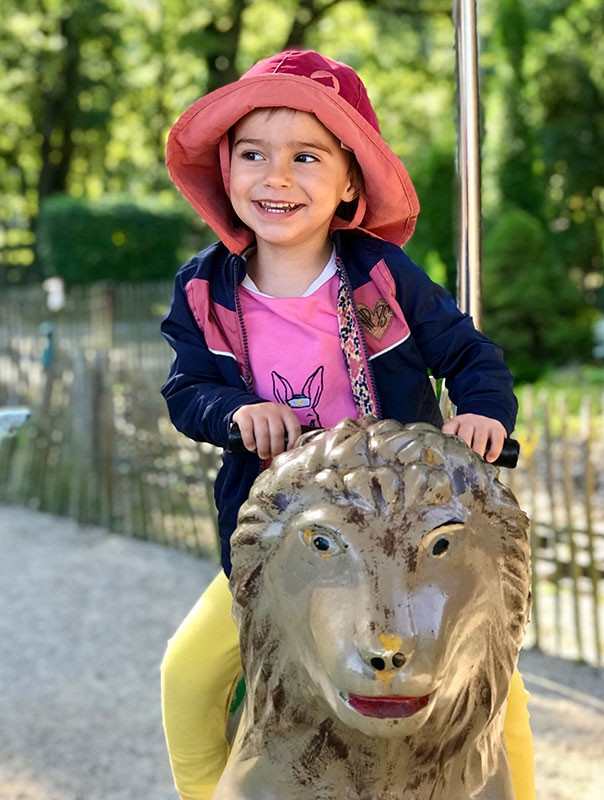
[161,572,536,800]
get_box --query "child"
[160,50,534,800]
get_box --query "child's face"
[229,108,357,253]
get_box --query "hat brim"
[167,74,419,253]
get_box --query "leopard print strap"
[335,259,379,418]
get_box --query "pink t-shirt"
[239,251,358,429]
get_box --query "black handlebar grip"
[490,437,520,469]
[227,422,313,453]
[227,422,520,468]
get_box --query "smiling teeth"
[258,201,299,213]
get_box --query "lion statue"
[214,419,531,800]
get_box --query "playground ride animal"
[215,418,531,800]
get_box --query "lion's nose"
[368,651,407,671]
[361,632,413,671]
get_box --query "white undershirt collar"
[241,246,336,298]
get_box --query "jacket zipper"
[231,254,263,476]
[232,254,254,393]
[335,255,383,420]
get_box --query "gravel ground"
[1,504,603,800]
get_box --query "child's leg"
[161,571,240,800]
[504,668,536,800]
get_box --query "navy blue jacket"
[161,231,517,574]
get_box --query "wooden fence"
[1,282,602,663]
[0,282,220,557]
[505,386,604,664]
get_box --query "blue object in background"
[0,408,30,439]
[40,322,54,369]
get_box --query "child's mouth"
[255,201,302,215]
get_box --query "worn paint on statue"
[215,419,531,800]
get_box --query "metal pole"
[454,0,482,330]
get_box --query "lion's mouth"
[340,691,430,719]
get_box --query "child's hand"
[232,402,301,459]
[442,413,507,463]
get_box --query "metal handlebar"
[227,422,520,468]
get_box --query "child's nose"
[262,157,293,189]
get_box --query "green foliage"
[482,0,604,306]
[404,141,456,293]
[482,206,594,382]
[537,51,604,291]
[37,195,191,284]
[0,0,602,378]
[0,0,458,284]
[492,0,544,219]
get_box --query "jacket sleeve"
[160,268,265,449]
[394,252,518,435]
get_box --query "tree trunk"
[37,14,80,203]
[206,0,248,92]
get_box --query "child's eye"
[240,151,263,161]
[295,153,318,163]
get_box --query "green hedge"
[482,206,595,383]
[37,194,192,284]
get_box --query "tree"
[404,141,456,292]
[482,0,604,309]
[482,207,594,382]
[492,0,544,218]
[0,0,455,284]
[0,0,124,280]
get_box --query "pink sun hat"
[166,50,419,254]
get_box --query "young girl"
[160,50,534,799]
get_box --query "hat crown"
[241,50,380,133]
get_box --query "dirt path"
[1,504,602,800]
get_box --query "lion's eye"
[432,537,450,557]
[423,519,463,558]
[312,535,331,551]
[299,527,346,558]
